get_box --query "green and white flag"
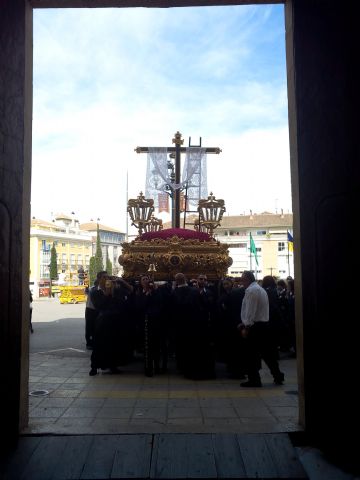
[250,232,258,265]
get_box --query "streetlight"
[127,192,154,236]
[197,192,226,237]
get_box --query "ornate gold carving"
[119,236,232,281]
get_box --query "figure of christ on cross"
[135,131,221,228]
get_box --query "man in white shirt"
[238,271,284,387]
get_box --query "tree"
[48,242,58,298]
[106,249,112,276]
[89,225,104,285]
[94,223,104,274]
[89,256,96,286]
[50,243,58,280]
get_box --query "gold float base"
[119,235,232,281]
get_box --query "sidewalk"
[26,351,300,435]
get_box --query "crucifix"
[135,131,221,228]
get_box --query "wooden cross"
[135,131,221,228]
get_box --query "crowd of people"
[84,270,296,387]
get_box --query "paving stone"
[135,398,168,408]
[61,407,100,418]
[35,397,74,408]
[50,389,82,397]
[202,406,238,418]
[96,407,133,419]
[103,398,137,407]
[168,407,202,418]
[132,407,167,420]
[71,398,106,407]
[31,407,68,418]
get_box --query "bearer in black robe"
[135,275,169,376]
[89,274,133,376]
[171,273,215,380]
[217,277,246,378]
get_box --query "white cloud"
[31,5,291,232]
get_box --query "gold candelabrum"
[197,192,226,237]
[144,214,163,233]
[127,192,164,236]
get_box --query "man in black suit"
[171,273,215,379]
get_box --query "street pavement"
[30,298,87,353]
[28,298,300,436]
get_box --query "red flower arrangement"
[139,228,211,242]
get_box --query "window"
[85,255,90,265]
[278,242,286,251]
[62,242,66,247]
[40,265,50,279]
[77,254,82,264]
[256,230,267,235]
[229,243,247,249]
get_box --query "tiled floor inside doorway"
[26,351,300,435]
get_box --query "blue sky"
[31,4,291,232]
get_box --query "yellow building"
[30,214,93,297]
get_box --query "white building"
[214,211,294,279]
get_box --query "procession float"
[118,132,232,281]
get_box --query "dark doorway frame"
[1,0,359,468]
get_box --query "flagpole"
[250,248,252,273]
[287,230,291,277]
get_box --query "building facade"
[30,215,126,297]
[214,211,294,279]
[80,222,126,276]
[30,215,93,297]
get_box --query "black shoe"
[89,368,97,376]
[240,380,262,387]
[274,373,285,385]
